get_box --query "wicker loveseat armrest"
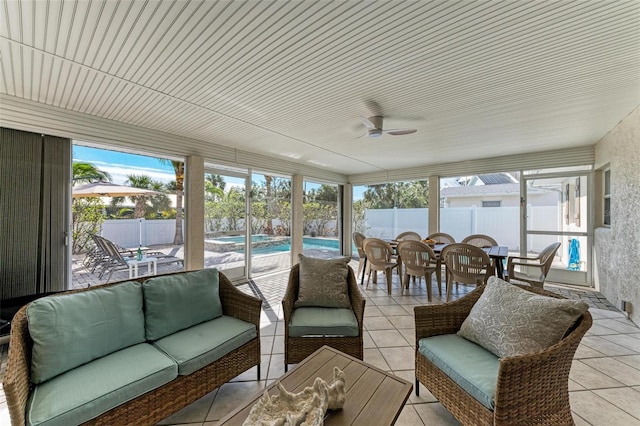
[414,285,485,343]
[219,272,262,327]
[494,310,592,424]
[3,306,31,426]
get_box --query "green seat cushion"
[419,334,499,410]
[26,343,177,426]
[288,307,359,337]
[143,268,223,340]
[26,281,145,384]
[152,315,257,376]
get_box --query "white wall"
[594,106,640,324]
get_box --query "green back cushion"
[143,268,223,340]
[27,281,145,384]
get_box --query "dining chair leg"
[425,272,432,302]
[446,273,453,302]
[385,269,393,294]
[402,273,410,295]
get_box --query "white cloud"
[80,160,175,185]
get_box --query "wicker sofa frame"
[282,263,365,371]
[414,284,592,426]
[3,270,262,426]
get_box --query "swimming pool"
[204,235,343,254]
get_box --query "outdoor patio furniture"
[441,243,494,302]
[363,238,400,294]
[426,232,456,244]
[352,232,367,277]
[462,234,498,248]
[397,240,439,300]
[415,278,592,425]
[282,257,365,372]
[395,231,422,241]
[506,242,561,288]
[3,269,262,426]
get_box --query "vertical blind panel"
[0,127,43,299]
[41,135,71,292]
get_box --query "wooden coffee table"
[219,345,413,425]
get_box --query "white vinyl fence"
[101,219,181,248]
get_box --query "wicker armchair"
[414,285,592,426]
[506,242,561,288]
[282,263,365,371]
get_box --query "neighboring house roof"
[478,174,515,185]
[441,183,548,198]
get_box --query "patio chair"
[461,234,498,248]
[506,242,561,288]
[441,243,494,301]
[363,238,400,294]
[397,240,439,300]
[352,232,367,277]
[415,282,592,425]
[395,231,422,241]
[282,257,365,371]
[426,232,455,244]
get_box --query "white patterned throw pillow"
[458,276,588,358]
[294,254,352,309]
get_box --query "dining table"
[360,242,509,285]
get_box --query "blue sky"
[73,144,365,199]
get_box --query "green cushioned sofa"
[3,269,262,426]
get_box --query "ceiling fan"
[359,115,417,138]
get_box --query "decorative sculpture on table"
[242,367,346,426]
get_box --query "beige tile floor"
[1,262,639,425]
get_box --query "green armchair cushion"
[288,307,359,337]
[27,281,145,384]
[26,343,177,426]
[153,315,257,376]
[419,334,499,410]
[294,254,351,309]
[143,268,223,341]
[458,276,589,358]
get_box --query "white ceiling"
[1,0,639,176]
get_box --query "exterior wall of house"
[594,106,640,324]
[445,191,557,208]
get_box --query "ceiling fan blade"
[384,128,417,136]
[359,116,377,130]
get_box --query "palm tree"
[125,174,154,218]
[72,161,112,183]
[159,160,184,245]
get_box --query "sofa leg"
[284,363,288,373]
[257,364,261,380]
[415,378,419,396]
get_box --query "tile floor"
[1,261,639,425]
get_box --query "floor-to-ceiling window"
[303,180,341,258]
[440,172,520,252]
[352,180,429,240]
[203,169,249,281]
[523,167,592,286]
[250,172,292,276]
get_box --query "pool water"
[250,237,341,254]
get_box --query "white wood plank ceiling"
[1,0,639,176]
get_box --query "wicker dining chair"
[363,238,399,294]
[461,234,498,248]
[441,243,494,301]
[506,242,561,288]
[352,232,367,277]
[397,240,439,300]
